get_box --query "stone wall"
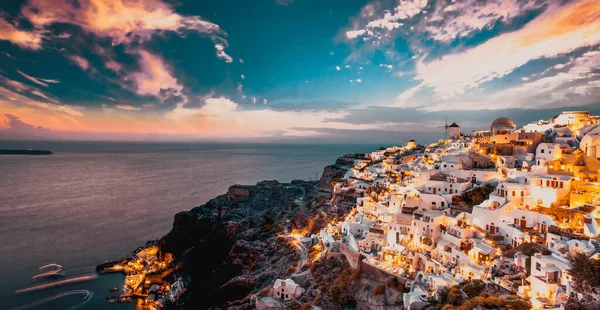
[341,242,363,269]
[361,261,406,284]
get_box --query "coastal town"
[299,111,600,310]
[96,110,600,310]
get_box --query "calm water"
[0,141,380,309]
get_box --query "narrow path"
[281,235,309,278]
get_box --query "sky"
[0,0,599,143]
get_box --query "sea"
[0,140,382,310]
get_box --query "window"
[520,191,524,197]
[536,263,541,271]
[541,149,545,153]
[512,191,515,196]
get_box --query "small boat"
[110,287,119,291]
[108,299,116,304]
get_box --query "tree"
[373,284,386,296]
[569,253,600,289]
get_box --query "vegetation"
[452,184,495,207]
[532,206,586,232]
[308,257,356,306]
[569,253,600,289]
[385,276,405,292]
[373,284,386,296]
[427,281,530,310]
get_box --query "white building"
[528,253,572,305]
[424,174,471,195]
[448,122,460,140]
[580,134,600,158]
[529,174,572,207]
[273,278,303,301]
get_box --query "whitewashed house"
[273,278,304,301]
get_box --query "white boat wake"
[11,289,90,310]
[16,275,98,293]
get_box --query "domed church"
[490,117,516,135]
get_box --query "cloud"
[21,0,225,44]
[126,50,185,106]
[30,89,59,104]
[115,104,142,111]
[105,60,122,72]
[413,0,600,98]
[215,43,233,63]
[345,0,427,40]
[0,18,44,50]
[487,49,600,108]
[0,75,81,116]
[3,113,50,132]
[16,0,232,64]
[346,29,371,39]
[201,97,238,115]
[16,70,59,87]
[424,0,547,42]
[68,55,90,70]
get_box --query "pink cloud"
[0,18,43,50]
[0,76,82,116]
[126,50,184,102]
[20,0,230,61]
[413,0,600,98]
[115,104,141,111]
[105,60,122,72]
[17,70,59,87]
[68,55,90,70]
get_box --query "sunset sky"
[0,0,599,142]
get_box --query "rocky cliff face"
[136,159,353,309]
[157,178,322,309]
[317,164,349,192]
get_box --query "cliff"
[317,164,348,192]
[151,157,357,309]
[101,155,374,309]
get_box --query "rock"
[318,164,348,192]
[228,186,251,202]
[257,180,281,187]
